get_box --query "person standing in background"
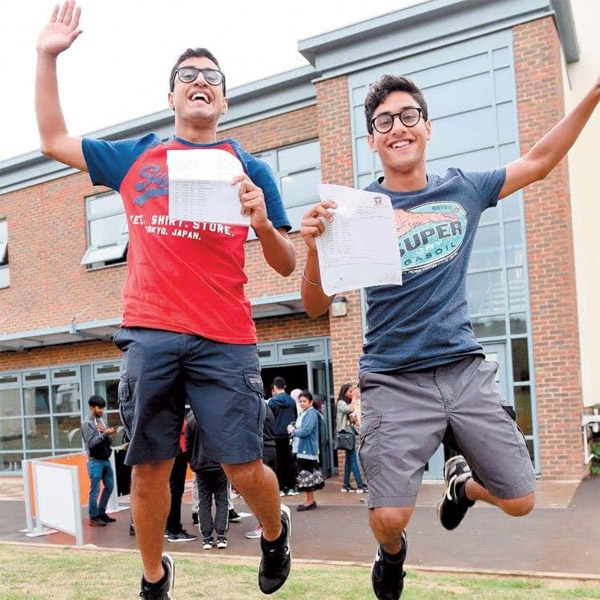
[268,377,298,496]
[81,395,116,527]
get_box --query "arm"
[499,77,600,199]
[292,411,318,438]
[300,201,337,318]
[35,1,86,170]
[232,173,296,276]
[81,420,110,450]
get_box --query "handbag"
[334,430,355,451]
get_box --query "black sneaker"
[341,484,356,493]
[89,517,107,527]
[167,529,198,543]
[258,504,291,594]
[129,523,136,536]
[139,553,174,599]
[98,511,116,523]
[437,455,475,531]
[228,508,242,522]
[371,530,408,600]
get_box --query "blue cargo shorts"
[113,327,265,467]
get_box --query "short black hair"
[169,47,226,95]
[364,75,428,134]
[271,377,286,390]
[88,395,106,408]
[299,390,313,402]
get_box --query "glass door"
[307,360,334,477]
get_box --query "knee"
[499,492,535,516]
[369,507,412,539]
[132,460,172,499]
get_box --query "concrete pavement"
[1,475,598,577]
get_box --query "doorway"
[257,337,334,477]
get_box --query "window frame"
[81,191,128,269]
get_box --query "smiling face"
[367,91,432,178]
[168,56,228,135]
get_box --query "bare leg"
[465,480,535,516]
[305,490,315,505]
[369,506,413,555]
[131,459,174,583]
[224,459,282,541]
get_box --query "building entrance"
[257,337,334,477]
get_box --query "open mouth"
[189,92,211,104]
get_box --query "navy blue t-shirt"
[360,167,506,374]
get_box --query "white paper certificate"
[167,149,250,225]
[315,184,402,296]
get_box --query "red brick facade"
[513,17,585,479]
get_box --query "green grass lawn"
[1,544,598,599]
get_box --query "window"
[0,219,9,289]
[256,140,321,231]
[81,192,128,268]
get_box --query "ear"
[167,91,175,111]
[220,96,229,116]
[425,119,432,140]
[367,133,376,153]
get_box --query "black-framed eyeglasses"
[371,107,424,133]
[174,66,225,88]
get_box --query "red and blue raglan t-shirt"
[82,134,291,344]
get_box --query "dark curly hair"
[364,74,428,134]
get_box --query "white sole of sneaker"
[162,553,175,599]
[280,504,291,537]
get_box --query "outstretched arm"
[35,1,86,170]
[499,77,600,199]
[300,200,337,318]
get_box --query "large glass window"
[81,192,128,268]
[255,140,321,231]
[0,218,9,289]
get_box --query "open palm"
[37,1,82,56]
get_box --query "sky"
[0,0,423,162]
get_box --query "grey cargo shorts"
[358,356,536,508]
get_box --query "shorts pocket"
[358,412,382,479]
[117,378,135,440]
[501,403,530,460]
[243,371,265,433]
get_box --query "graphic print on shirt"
[134,164,169,207]
[128,150,243,241]
[395,202,467,273]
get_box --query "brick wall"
[513,18,585,479]
[315,76,365,481]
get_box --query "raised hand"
[37,1,82,56]
[300,200,337,252]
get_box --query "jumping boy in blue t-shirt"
[300,73,599,599]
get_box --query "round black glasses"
[174,66,225,87]
[371,107,423,133]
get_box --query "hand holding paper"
[167,148,251,226]
[314,184,402,296]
